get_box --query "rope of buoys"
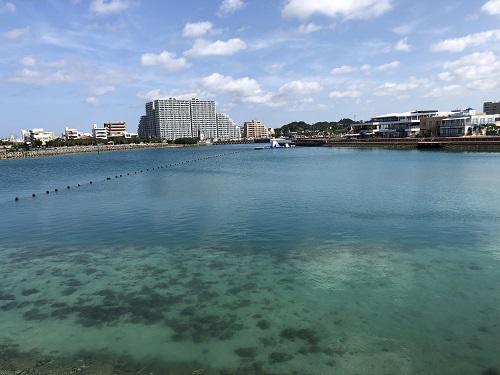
[13,149,245,202]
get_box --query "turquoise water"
[0,145,500,374]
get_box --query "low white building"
[22,128,56,145]
[64,128,80,140]
[92,124,108,140]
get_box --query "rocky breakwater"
[0,143,186,160]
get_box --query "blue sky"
[1,0,500,135]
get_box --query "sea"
[0,145,499,375]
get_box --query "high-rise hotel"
[138,98,240,141]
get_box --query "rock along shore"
[0,143,196,160]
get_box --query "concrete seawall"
[0,143,189,160]
[293,137,500,151]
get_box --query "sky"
[1,0,500,136]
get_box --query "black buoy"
[15,197,19,201]
[78,184,81,187]
[90,181,93,184]
[46,191,50,194]
[55,189,58,192]
[67,186,70,189]
[107,177,111,180]
[32,193,36,198]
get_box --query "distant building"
[64,128,80,140]
[420,117,447,137]
[366,110,440,137]
[243,120,268,139]
[105,122,127,137]
[92,124,108,140]
[484,101,500,115]
[216,113,241,140]
[191,99,217,140]
[138,98,237,141]
[22,128,55,145]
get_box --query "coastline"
[0,143,200,160]
[293,137,500,151]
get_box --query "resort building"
[243,120,268,139]
[92,124,108,140]
[22,128,55,145]
[366,110,440,137]
[484,101,500,115]
[64,128,80,140]
[191,99,217,140]
[104,122,127,137]
[216,113,241,141]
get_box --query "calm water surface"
[0,145,499,374]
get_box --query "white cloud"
[431,29,500,52]
[0,1,15,13]
[8,68,72,85]
[218,0,245,15]
[482,0,500,15]
[375,77,430,96]
[427,84,462,98]
[375,60,400,71]
[201,73,273,104]
[141,51,190,72]
[185,38,246,57]
[89,0,129,15]
[394,37,412,52]
[298,23,323,34]
[86,96,97,104]
[20,56,36,66]
[282,0,392,20]
[329,90,361,98]
[3,26,30,40]
[392,23,416,35]
[183,21,214,38]
[437,51,500,91]
[331,65,356,75]
[278,80,322,95]
[91,85,115,96]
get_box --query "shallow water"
[0,146,499,374]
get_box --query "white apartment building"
[22,128,55,145]
[64,128,80,140]
[191,99,217,140]
[216,113,241,140]
[92,124,108,140]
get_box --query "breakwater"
[0,143,190,160]
[294,137,500,151]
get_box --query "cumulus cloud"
[86,96,97,104]
[278,80,322,95]
[375,60,400,71]
[0,1,15,13]
[183,21,214,38]
[20,56,36,66]
[3,26,30,40]
[331,65,356,75]
[375,77,430,96]
[431,29,500,52]
[329,90,361,98]
[482,0,500,15]
[185,38,246,57]
[394,37,412,52]
[89,0,129,15]
[437,51,500,91]
[141,51,190,72]
[298,23,323,34]
[427,84,462,98]
[201,73,273,104]
[282,0,392,20]
[218,0,245,15]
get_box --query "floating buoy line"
[14,150,243,202]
